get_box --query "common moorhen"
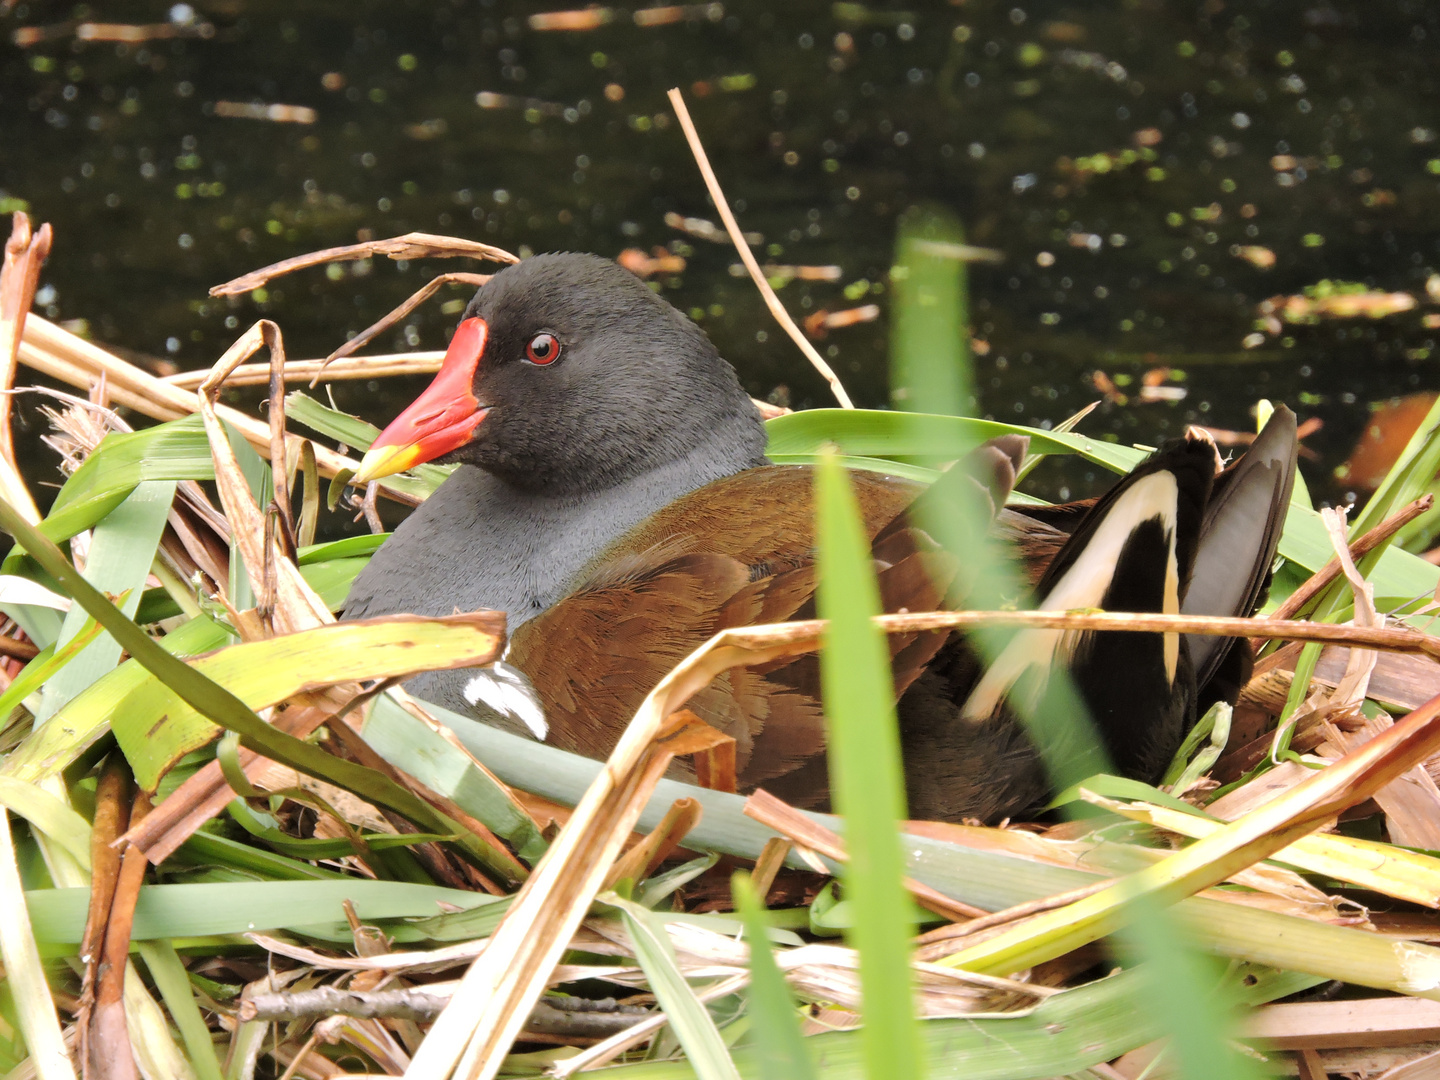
[344,253,1297,823]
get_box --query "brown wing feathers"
[508,419,1296,820]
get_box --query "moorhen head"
[344,251,1298,824]
[355,252,767,497]
[343,253,769,686]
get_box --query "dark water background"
[4,0,1440,517]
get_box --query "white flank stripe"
[962,471,1180,720]
[463,661,549,741]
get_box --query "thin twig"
[209,232,517,297]
[163,351,446,389]
[667,87,855,409]
[1253,494,1434,646]
[315,271,491,380]
[715,608,1440,662]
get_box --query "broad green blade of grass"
[596,962,1310,1080]
[25,879,501,944]
[0,810,76,1080]
[108,614,505,791]
[609,894,743,1080]
[1118,895,1265,1080]
[285,391,453,498]
[34,479,177,723]
[814,451,924,1080]
[0,617,102,723]
[0,778,92,871]
[767,452,941,484]
[297,533,390,564]
[765,408,1145,473]
[408,697,1440,997]
[39,414,214,544]
[136,939,226,1080]
[298,554,371,611]
[1,615,229,783]
[175,828,347,881]
[601,966,1160,1080]
[0,575,67,649]
[731,874,817,1080]
[363,690,549,864]
[0,498,509,870]
[882,211,1255,1080]
[286,389,382,448]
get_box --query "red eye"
[525,332,560,366]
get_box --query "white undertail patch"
[464,661,549,741]
[962,471,1181,721]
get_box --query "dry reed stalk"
[16,315,423,504]
[693,608,1440,662]
[0,213,50,522]
[161,351,446,390]
[209,232,517,298]
[667,87,855,409]
[744,789,987,921]
[197,320,332,632]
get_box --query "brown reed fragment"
[162,351,446,389]
[667,88,855,409]
[89,789,151,1080]
[744,788,987,922]
[209,232,518,298]
[606,796,702,887]
[0,213,49,522]
[17,315,423,504]
[76,755,131,1070]
[0,634,37,660]
[749,837,792,905]
[316,272,491,379]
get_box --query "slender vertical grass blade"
[814,450,924,1080]
[610,895,742,1080]
[0,810,76,1080]
[136,939,226,1080]
[34,479,177,721]
[1119,897,1267,1080]
[225,424,269,613]
[890,207,971,417]
[731,874,816,1080]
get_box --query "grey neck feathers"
[343,428,769,631]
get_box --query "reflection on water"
[4,1,1440,508]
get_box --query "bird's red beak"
[352,317,491,483]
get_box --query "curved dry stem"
[667,88,855,409]
[209,232,518,297]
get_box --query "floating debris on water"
[1235,246,1278,270]
[528,8,615,31]
[213,101,317,124]
[665,212,762,246]
[13,17,214,46]
[1259,282,1418,327]
[617,248,686,278]
[403,119,449,141]
[1339,393,1439,489]
[529,5,723,30]
[633,4,725,26]
[803,304,879,339]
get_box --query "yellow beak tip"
[352,444,417,485]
